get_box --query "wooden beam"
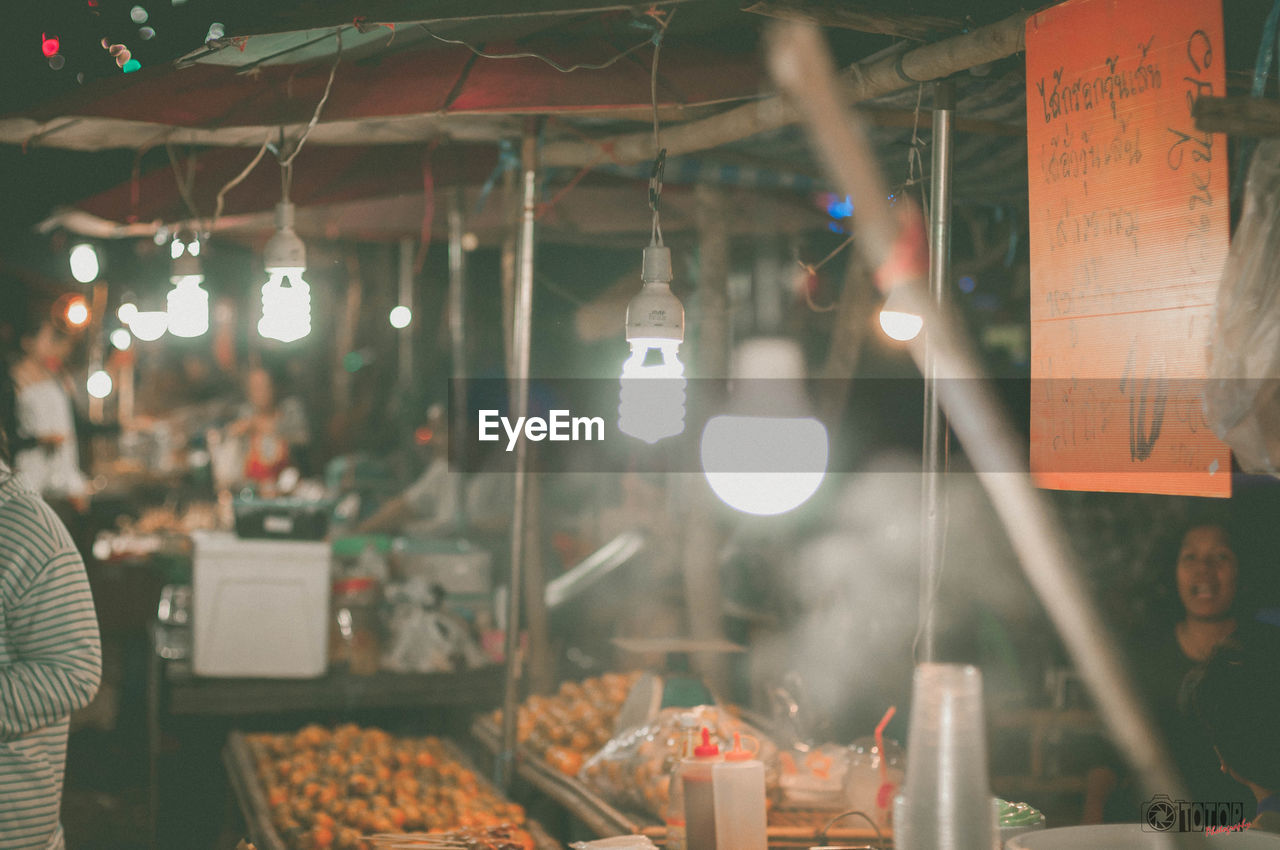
[743,0,961,41]
[541,9,1030,167]
[224,0,704,36]
[1194,95,1280,137]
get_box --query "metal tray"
[224,729,561,850]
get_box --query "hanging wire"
[278,28,344,169]
[166,142,204,229]
[211,130,273,229]
[906,83,929,221]
[648,8,675,247]
[417,22,653,73]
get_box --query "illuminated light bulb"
[168,234,208,337]
[168,276,209,337]
[110,328,132,351]
[619,339,685,444]
[700,338,829,516]
[389,305,412,329]
[258,202,311,343]
[65,298,90,327]
[129,311,168,341]
[118,301,138,323]
[69,243,100,283]
[618,245,686,444]
[878,286,923,342]
[86,370,113,399]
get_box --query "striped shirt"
[0,471,101,850]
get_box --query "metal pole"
[397,238,414,388]
[498,123,538,789]
[918,79,954,663]
[448,189,468,532]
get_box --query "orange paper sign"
[1025,0,1231,497]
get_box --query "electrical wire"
[166,142,204,229]
[211,131,273,230]
[278,28,343,169]
[648,9,675,247]
[819,809,886,847]
[416,22,652,73]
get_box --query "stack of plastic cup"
[893,663,995,850]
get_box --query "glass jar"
[329,577,381,675]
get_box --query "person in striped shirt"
[0,418,101,850]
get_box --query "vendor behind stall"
[212,364,311,491]
[7,313,89,511]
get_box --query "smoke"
[751,453,1038,743]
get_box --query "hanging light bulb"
[64,296,90,327]
[618,245,686,444]
[700,338,828,516]
[167,231,209,338]
[86,370,113,399]
[117,300,138,324]
[879,285,923,342]
[258,202,311,343]
[389,305,412,329]
[110,328,133,351]
[129,311,169,341]
[69,243,100,284]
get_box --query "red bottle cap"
[693,727,720,758]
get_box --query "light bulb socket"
[171,252,203,279]
[626,245,683,342]
[264,202,306,272]
[641,245,673,284]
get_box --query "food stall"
[3,0,1280,849]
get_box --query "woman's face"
[1176,525,1238,621]
[23,323,72,367]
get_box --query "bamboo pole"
[766,22,1201,848]
[540,9,1030,167]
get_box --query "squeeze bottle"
[664,714,702,850]
[712,732,767,850]
[681,727,721,850]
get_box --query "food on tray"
[490,672,641,775]
[247,725,531,850]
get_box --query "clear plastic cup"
[893,664,994,850]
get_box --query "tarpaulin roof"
[0,29,762,151]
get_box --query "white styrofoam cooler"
[192,531,331,678]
